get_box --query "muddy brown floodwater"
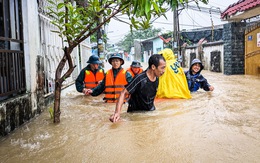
[0,62,260,162]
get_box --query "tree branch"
[72,2,115,44]
[71,3,130,49]
[112,16,131,26]
[64,1,72,46]
[59,47,76,84]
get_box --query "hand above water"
[209,86,214,91]
[109,113,120,123]
[83,88,92,95]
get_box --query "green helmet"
[87,55,102,64]
[108,53,124,65]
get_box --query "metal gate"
[210,51,221,72]
[245,23,260,76]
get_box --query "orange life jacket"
[104,68,128,103]
[127,67,143,77]
[84,69,104,89]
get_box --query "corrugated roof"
[221,0,260,19]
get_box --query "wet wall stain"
[0,107,5,136]
[0,95,32,136]
[36,56,45,115]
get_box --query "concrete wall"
[23,0,40,112]
[0,0,91,137]
[183,42,224,71]
[183,46,198,68]
[183,22,246,75]
[223,22,246,75]
[0,94,32,136]
[134,40,142,61]
[153,38,163,54]
[203,42,224,71]
[0,0,40,136]
[72,41,92,81]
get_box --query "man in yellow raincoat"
[156,48,191,99]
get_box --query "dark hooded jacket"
[185,59,211,92]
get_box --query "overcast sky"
[106,0,239,44]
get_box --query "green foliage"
[49,107,54,119]
[117,27,162,52]
[46,0,209,48]
[90,28,108,44]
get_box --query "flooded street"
[0,62,260,162]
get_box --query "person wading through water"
[185,58,214,92]
[127,60,143,78]
[85,53,133,103]
[75,55,105,95]
[110,54,166,123]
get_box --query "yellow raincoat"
[156,49,191,99]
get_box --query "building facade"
[0,0,91,136]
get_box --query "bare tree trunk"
[53,81,62,123]
[53,55,66,123]
[53,47,76,123]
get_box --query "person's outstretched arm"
[85,77,106,96]
[200,75,214,91]
[109,88,129,123]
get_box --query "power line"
[184,9,203,27]
[151,20,204,27]
[186,5,221,15]
[209,2,230,11]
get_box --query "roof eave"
[221,6,260,22]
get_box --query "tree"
[117,27,162,52]
[47,0,209,123]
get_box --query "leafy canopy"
[47,0,208,49]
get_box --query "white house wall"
[38,0,91,95]
[184,47,197,67]
[0,0,91,136]
[71,41,92,80]
[22,0,40,111]
[183,43,224,71]
[143,51,149,63]
[39,14,78,94]
[79,42,92,73]
[203,44,224,72]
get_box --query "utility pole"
[173,7,181,62]
[97,0,104,59]
[97,19,104,58]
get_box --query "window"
[0,0,25,101]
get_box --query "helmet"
[108,53,124,65]
[131,61,142,67]
[87,55,102,64]
[191,59,204,70]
